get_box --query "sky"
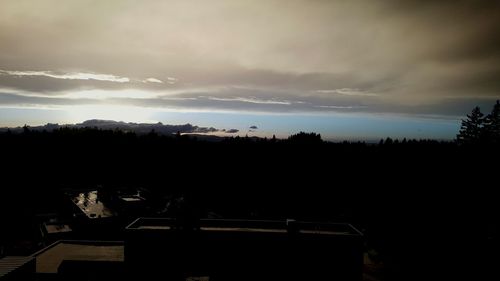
[1,0,499,140]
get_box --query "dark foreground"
[1,129,499,280]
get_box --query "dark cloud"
[0,67,370,96]
[225,129,239,134]
[0,0,500,120]
[249,126,258,130]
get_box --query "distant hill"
[0,119,239,138]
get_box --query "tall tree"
[457,106,485,144]
[484,100,500,144]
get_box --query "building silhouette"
[1,218,363,281]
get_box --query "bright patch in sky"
[61,89,161,100]
[143,78,163,84]
[67,105,156,124]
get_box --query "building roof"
[32,241,123,274]
[126,218,363,236]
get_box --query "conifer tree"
[484,100,500,143]
[457,106,485,144]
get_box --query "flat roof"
[33,241,124,274]
[126,218,363,236]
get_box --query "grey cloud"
[0,73,172,94]
[0,82,399,115]
[0,66,363,96]
[0,0,499,118]
[0,92,100,106]
[225,129,239,134]
[106,94,500,117]
[2,88,498,118]
[249,126,258,130]
[111,96,310,113]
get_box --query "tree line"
[457,100,500,145]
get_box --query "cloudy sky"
[1,0,499,140]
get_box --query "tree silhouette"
[22,124,30,134]
[484,100,500,144]
[287,132,322,144]
[457,106,485,145]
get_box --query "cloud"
[2,86,499,119]
[142,77,177,84]
[249,126,258,130]
[166,77,178,85]
[207,96,292,105]
[60,89,161,100]
[316,105,367,110]
[0,74,132,93]
[0,91,98,107]
[0,70,130,83]
[1,0,500,121]
[225,129,239,134]
[315,88,378,97]
[194,126,218,133]
[0,69,178,93]
[143,78,163,84]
